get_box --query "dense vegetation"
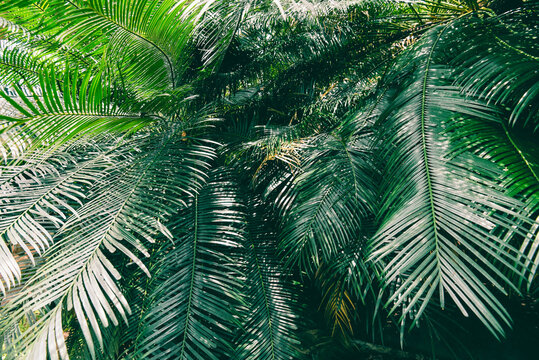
[0,0,537,359]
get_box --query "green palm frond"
[521,218,539,287]
[0,45,45,86]
[0,123,31,162]
[448,117,539,211]
[315,239,379,338]
[206,0,407,110]
[132,169,244,360]
[0,130,216,360]
[0,16,91,86]
[194,0,251,70]
[0,66,155,158]
[0,12,100,80]
[0,147,113,296]
[448,112,539,288]
[279,125,375,272]
[235,195,303,360]
[230,123,317,180]
[113,266,154,359]
[1,1,538,358]
[0,0,208,93]
[369,22,535,338]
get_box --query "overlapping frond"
[0,130,216,360]
[369,23,535,338]
[315,239,380,338]
[279,124,375,272]
[0,65,155,159]
[1,1,538,358]
[448,117,539,211]
[235,195,303,360]
[194,0,251,70]
[0,147,113,296]
[442,9,539,288]
[132,169,244,360]
[452,7,539,130]
[0,0,209,94]
[0,43,46,86]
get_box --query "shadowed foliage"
[0,0,538,359]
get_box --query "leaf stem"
[250,237,276,360]
[419,24,449,306]
[180,195,198,359]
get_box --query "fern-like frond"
[0,0,207,94]
[452,9,539,130]
[0,149,112,296]
[0,130,216,360]
[132,169,244,360]
[369,23,535,338]
[279,127,375,272]
[235,195,303,360]
[0,44,45,86]
[316,241,379,338]
[448,117,539,211]
[0,66,155,158]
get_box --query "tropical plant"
[0,0,538,359]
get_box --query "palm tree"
[0,0,537,359]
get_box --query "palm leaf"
[234,194,303,360]
[132,169,244,360]
[369,23,535,338]
[0,148,113,296]
[0,130,216,360]
[0,65,155,158]
[279,124,375,272]
[0,44,45,86]
[1,0,206,93]
[448,113,539,288]
[448,117,539,211]
[315,240,380,338]
[452,9,539,130]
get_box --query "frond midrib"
[179,195,198,360]
[250,238,277,360]
[418,24,449,307]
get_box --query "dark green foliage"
[0,1,538,359]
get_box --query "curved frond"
[452,9,539,130]
[0,66,155,158]
[0,149,112,296]
[316,242,379,338]
[133,169,244,360]
[0,0,208,94]
[0,44,45,86]
[279,126,375,272]
[369,23,535,338]
[448,117,539,211]
[235,195,303,360]
[0,131,216,360]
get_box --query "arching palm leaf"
[0,130,216,360]
[369,23,534,338]
[235,195,303,360]
[1,1,539,358]
[132,169,244,360]
[0,147,113,296]
[0,66,156,158]
[452,9,539,130]
[0,0,208,94]
[279,125,375,272]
